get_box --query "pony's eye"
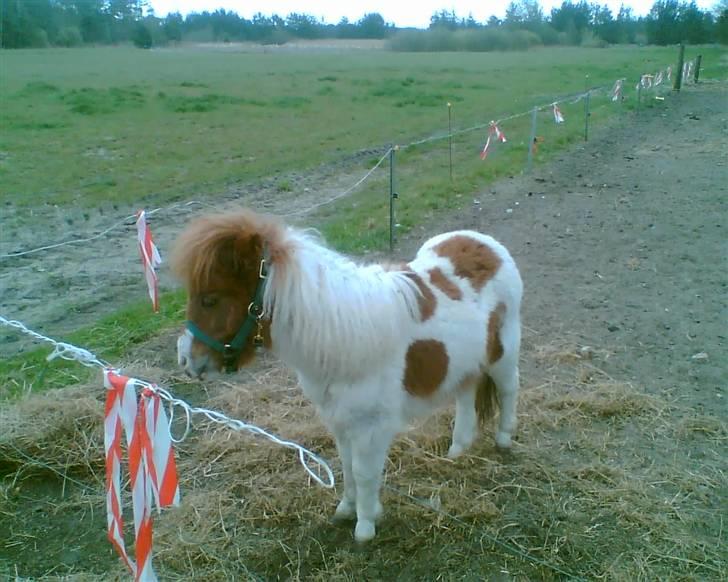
[200,295,218,308]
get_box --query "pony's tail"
[475,374,499,426]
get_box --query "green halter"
[186,258,267,373]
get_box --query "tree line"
[1,0,727,49]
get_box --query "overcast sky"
[148,0,719,28]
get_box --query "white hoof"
[447,443,464,458]
[354,519,376,542]
[333,498,356,521]
[495,431,512,449]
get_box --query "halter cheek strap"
[186,257,268,373]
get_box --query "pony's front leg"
[331,430,356,521]
[350,425,395,542]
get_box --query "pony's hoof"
[332,499,356,522]
[495,431,512,449]
[447,442,466,459]
[354,520,376,543]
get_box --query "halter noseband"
[186,257,268,373]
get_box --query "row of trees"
[0,0,390,48]
[430,1,727,46]
[1,0,727,49]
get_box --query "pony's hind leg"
[490,362,519,449]
[448,379,478,459]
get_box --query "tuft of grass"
[18,81,60,95]
[162,93,266,113]
[277,179,293,192]
[316,85,336,96]
[61,86,146,115]
[272,95,311,108]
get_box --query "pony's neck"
[263,230,417,382]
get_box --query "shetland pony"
[172,210,523,542]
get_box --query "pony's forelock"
[171,210,287,292]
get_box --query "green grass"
[2,45,723,208]
[0,291,186,399]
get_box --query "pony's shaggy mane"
[264,229,421,382]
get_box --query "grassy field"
[1,44,718,212]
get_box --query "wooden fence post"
[674,43,685,92]
[526,107,537,171]
[694,55,702,83]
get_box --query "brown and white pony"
[172,210,523,542]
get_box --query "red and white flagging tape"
[552,103,565,124]
[611,79,623,101]
[105,369,180,581]
[480,121,507,160]
[136,210,162,312]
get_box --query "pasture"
[1,44,726,580]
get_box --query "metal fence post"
[584,91,591,142]
[674,43,685,92]
[447,103,453,181]
[389,146,398,252]
[526,106,537,172]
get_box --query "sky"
[148,0,719,28]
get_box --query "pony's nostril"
[179,355,188,367]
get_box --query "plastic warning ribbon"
[552,103,564,124]
[104,370,180,582]
[654,70,664,86]
[611,79,623,102]
[666,66,672,81]
[480,121,507,160]
[136,210,162,312]
[639,74,654,90]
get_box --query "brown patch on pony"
[403,270,437,322]
[171,209,290,370]
[487,302,507,364]
[403,339,449,397]
[434,235,502,291]
[428,267,463,300]
[475,374,499,426]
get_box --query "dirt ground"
[1,82,726,580]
